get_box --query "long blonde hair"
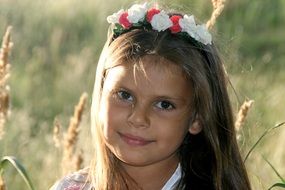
[89,33,141,189]
[89,22,251,190]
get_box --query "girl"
[51,2,252,190]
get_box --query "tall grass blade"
[263,156,285,183]
[268,183,285,190]
[244,122,285,162]
[0,156,34,190]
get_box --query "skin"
[99,55,202,189]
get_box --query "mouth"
[118,132,154,146]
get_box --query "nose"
[127,103,150,128]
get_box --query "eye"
[155,100,175,110]
[117,90,134,102]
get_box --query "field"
[0,0,284,189]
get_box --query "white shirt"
[50,164,182,190]
[161,163,182,190]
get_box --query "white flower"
[179,15,212,45]
[194,24,212,45]
[107,9,124,24]
[150,11,173,32]
[179,15,197,39]
[127,2,148,23]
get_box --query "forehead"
[138,55,185,76]
[107,55,187,78]
[104,55,193,100]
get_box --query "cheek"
[161,127,189,152]
[100,96,129,135]
[159,124,189,139]
[154,115,190,141]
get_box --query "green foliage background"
[0,0,284,189]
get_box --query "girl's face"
[100,55,198,168]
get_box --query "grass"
[0,156,35,190]
[244,122,285,163]
[0,0,284,189]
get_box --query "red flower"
[119,12,132,29]
[169,15,182,33]
[146,8,161,22]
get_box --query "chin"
[116,154,153,167]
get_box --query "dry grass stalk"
[235,100,254,132]
[53,118,62,148]
[0,26,13,139]
[61,92,88,175]
[211,0,219,10]
[74,149,84,171]
[206,0,226,30]
[0,175,5,190]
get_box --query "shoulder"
[49,168,93,190]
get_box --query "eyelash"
[116,90,134,102]
[154,100,175,111]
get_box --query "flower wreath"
[107,3,212,45]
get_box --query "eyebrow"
[118,85,189,104]
[154,95,187,103]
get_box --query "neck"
[121,155,179,190]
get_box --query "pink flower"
[107,9,124,24]
[169,15,182,33]
[119,12,132,29]
[146,8,160,22]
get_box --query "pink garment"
[50,164,182,190]
[49,168,93,190]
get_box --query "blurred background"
[0,0,284,189]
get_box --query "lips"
[119,132,154,146]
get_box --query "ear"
[188,119,203,135]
